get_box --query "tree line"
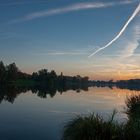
[0,61,89,87]
[1,60,140,90]
[0,61,29,84]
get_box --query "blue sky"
[0,0,140,80]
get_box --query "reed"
[62,95,140,140]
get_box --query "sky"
[0,0,140,80]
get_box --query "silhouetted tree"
[38,69,48,82]
[48,70,57,86]
[0,61,90,90]
[32,72,38,81]
[6,63,20,81]
[0,61,6,83]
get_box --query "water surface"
[0,87,139,140]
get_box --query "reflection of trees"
[0,85,28,103]
[0,84,89,104]
[0,61,90,103]
[116,79,140,91]
[1,82,140,104]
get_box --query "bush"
[63,110,125,140]
[125,94,140,119]
[63,95,140,140]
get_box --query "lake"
[0,87,139,140]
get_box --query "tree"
[48,70,57,86]
[38,69,48,81]
[0,61,6,83]
[6,63,20,81]
[32,72,38,81]
[82,76,89,83]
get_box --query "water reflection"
[0,85,140,140]
[0,84,89,104]
[0,84,140,104]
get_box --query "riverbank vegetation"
[63,95,140,140]
[1,61,140,91]
[0,61,89,87]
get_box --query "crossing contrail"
[88,3,140,57]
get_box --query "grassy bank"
[62,95,140,140]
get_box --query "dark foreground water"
[0,87,139,140]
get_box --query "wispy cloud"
[89,2,140,57]
[10,1,136,24]
[31,50,88,56]
[121,0,139,4]
[120,19,140,58]
[30,47,95,56]
[49,110,79,115]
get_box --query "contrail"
[88,3,140,57]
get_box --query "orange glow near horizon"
[21,66,140,81]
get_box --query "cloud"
[89,2,140,57]
[31,50,88,56]
[122,0,139,4]
[30,46,96,56]
[9,1,136,24]
[50,110,78,115]
[120,20,140,58]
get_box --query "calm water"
[0,87,139,140]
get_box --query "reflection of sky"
[0,87,140,140]
[0,0,140,80]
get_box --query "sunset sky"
[0,0,140,80]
